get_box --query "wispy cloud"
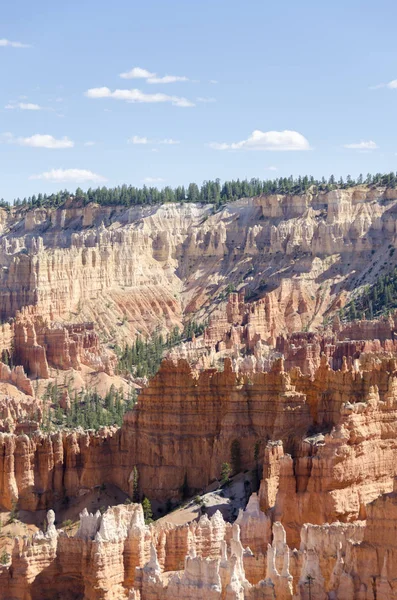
[30,168,106,183]
[129,135,149,144]
[6,102,42,111]
[0,38,30,48]
[120,66,189,84]
[84,141,96,147]
[209,129,310,151]
[197,97,216,103]
[147,75,189,84]
[209,79,218,84]
[142,177,165,184]
[128,135,180,145]
[343,140,378,150]
[85,87,194,107]
[2,132,74,149]
[159,138,179,145]
[265,166,278,171]
[370,79,397,90]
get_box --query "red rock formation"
[3,189,397,597]
[1,351,397,596]
[0,363,33,396]
[119,357,312,502]
[13,312,115,378]
[338,312,397,342]
[0,427,120,510]
[3,351,397,527]
[6,491,397,600]
[13,313,49,379]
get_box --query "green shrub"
[220,462,232,485]
[142,497,153,524]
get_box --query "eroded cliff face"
[2,189,397,598]
[2,490,397,600]
[3,352,397,528]
[2,337,397,597]
[0,186,396,344]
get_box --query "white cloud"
[159,138,180,145]
[84,141,95,146]
[343,140,378,150]
[20,102,41,110]
[128,135,180,145]
[120,67,156,79]
[120,66,189,84]
[197,97,216,103]
[266,166,278,171]
[85,87,194,107]
[20,134,73,148]
[30,168,106,183]
[142,177,165,184]
[2,133,74,149]
[147,75,188,84]
[129,135,149,144]
[209,129,310,151]
[209,79,218,84]
[0,38,30,48]
[370,79,397,90]
[6,102,42,110]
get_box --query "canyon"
[1,186,397,598]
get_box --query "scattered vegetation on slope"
[9,171,397,210]
[25,321,207,433]
[343,266,397,320]
[117,321,206,379]
[40,382,137,432]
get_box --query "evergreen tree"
[10,171,397,213]
[220,462,232,485]
[142,497,153,523]
[132,466,140,503]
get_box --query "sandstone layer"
[0,187,396,345]
[3,489,397,600]
[1,189,397,598]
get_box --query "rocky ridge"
[1,188,397,597]
[3,489,397,599]
[0,186,396,342]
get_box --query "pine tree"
[220,462,232,485]
[142,497,153,523]
[132,467,140,503]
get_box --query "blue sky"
[1,0,397,201]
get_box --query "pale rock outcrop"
[0,186,395,346]
[3,489,397,599]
